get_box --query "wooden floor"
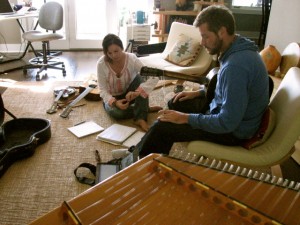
[1,50,300,182]
[0,51,102,82]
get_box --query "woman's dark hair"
[193,5,235,35]
[102,34,124,62]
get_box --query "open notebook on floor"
[96,124,145,148]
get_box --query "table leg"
[0,18,39,74]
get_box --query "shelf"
[153,10,199,16]
[153,11,199,42]
[152,1,224,42]
[193,0,224,6]
[152,33,168,38]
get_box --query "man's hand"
[115,99,129,110]
[172,90,200,103]
[157,109,189,124]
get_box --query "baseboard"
[0,44,25,53]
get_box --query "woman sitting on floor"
[97,34,161,131]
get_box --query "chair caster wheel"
[36,74,41,81]
[63,70,66,76]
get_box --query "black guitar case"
[0,94,51,178]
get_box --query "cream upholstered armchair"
[137,22,215,83]
[187,67,300,175]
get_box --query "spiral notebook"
[96,124,145,147]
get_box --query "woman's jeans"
[103,75,149,121]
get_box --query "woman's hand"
[157,109,189,124]
[172,91,200,103]
[125,91,140,102]
[115,99,129,110]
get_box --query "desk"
[0,12,39,74]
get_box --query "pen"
[74,121,86,126]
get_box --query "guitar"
[79,75,101,101]
[78,84,101,101]
[46,87,76,114]
[60,84,97,118]
[46,89,65,114]
[139,66,219,98]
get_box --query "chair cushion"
[165,34,202,67]
[241,107,276,150]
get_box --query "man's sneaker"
[128,145,139,162]
[111,149,130,159]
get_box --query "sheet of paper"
[68,121,104,138]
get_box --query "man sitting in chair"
[135,5,270,157]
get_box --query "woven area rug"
[0,80,183,225]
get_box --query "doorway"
[31,0,151,50]
[32,0,118,50]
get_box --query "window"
[118,0,151,28]
[232,0,262,7]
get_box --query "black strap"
[74,163,97,186]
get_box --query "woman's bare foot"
[149,105,163,113]
[135,119,149,132]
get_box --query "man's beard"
[207,38,223,55]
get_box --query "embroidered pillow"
[241,107,276,150]
[165,33,202,67]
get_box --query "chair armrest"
[136,42,167,56]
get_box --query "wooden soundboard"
[30,153,300,225]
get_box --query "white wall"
[265,0,300,53]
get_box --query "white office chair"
[22,2,66,81]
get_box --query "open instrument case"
[0,94,51,178]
